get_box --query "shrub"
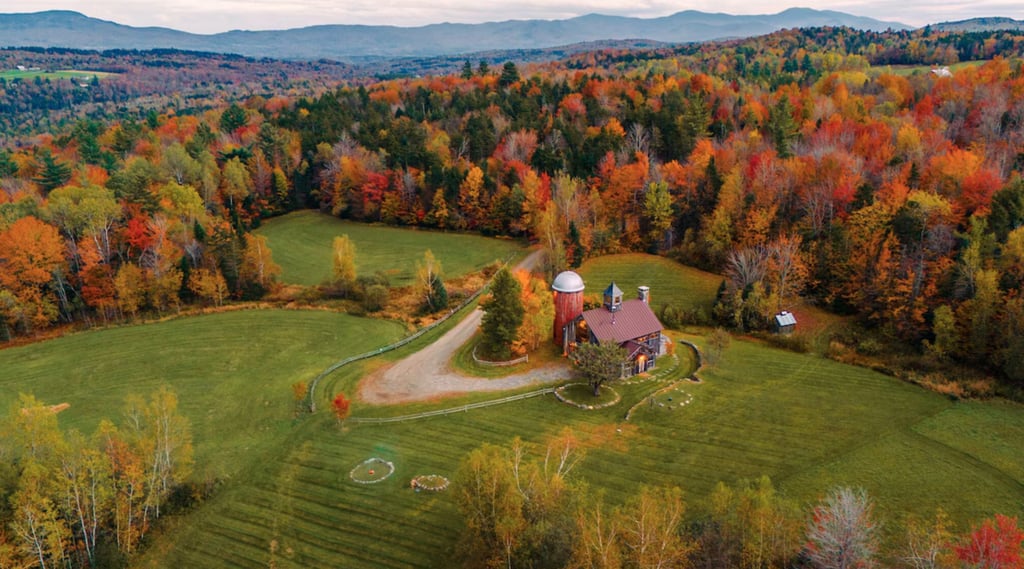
[363,284,389,312]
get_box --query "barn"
[553,272,665,377]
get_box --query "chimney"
[638,286,650,304]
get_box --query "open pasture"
[0,309,404,481]
[578,253,722,314]
[139,331,1024,568]
[0,68,115,81]
[256,210,525,286]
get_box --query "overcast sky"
[3,1,1023,34]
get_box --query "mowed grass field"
[4,248,1023,568]
[136,332,1024,569]
[0,310,405,481]
[256,210,525,286]
[579,253,723,313]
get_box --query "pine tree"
[480,267,524,360]
[499,62,520,87]
[33,149,72,193]
[767,95,799,158]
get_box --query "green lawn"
[256,210,525,286]
[4,305,1023,568]
[0,310,405,481]
[578,253,723,314]
[137,329,1023,568]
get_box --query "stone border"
[645,385,694,411]
[349,457,395,484]
[676,340,704,383]
[410,474,450,492]
[554,383,622,410]
[472,344,529,367]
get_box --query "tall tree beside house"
[571,341,629,396]
[480,266,524,360]
[513,270,554,353]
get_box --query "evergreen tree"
[567,221,585,268]
[480,267,524,360]
[33,149,72,193]
[499,62,520,87]
[219,103,248,134]
[767,95,799,158]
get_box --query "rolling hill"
[0,8,910,61]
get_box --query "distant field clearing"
[257,210,525,286]
[0,69,117,82]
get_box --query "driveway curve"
[358,249,570,404]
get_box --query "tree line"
[453,432,1023,569]
[0,388,193,568]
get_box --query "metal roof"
[775,311,797,327]
[603,281,623,298]
[583,299,663,345]
[552,271,585,293]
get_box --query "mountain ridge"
[930,16,1024,32]
[0,9,910,61]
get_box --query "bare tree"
[805,487,878,569]
[768,234,807,311]
[901,511,953,569]
[619,486,694,569]
[725,246,770,291]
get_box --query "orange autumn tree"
[513,270,555,354]
[0,216,66,333]
[332,392,351,425]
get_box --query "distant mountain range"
[0,9,910,61]
[930,17,1024,32]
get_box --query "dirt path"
[358,250,570,404]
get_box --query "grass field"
[131,327,1024,569]
[881,60,986,76]
[3,257,1023,568]
[256,211,525,286]
[0,69,115,81]
[578,253,723,314]
[0,310,405,481]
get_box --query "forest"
[2,25,1024,387]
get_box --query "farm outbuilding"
[774,311,797,333]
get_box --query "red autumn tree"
[955,515,1024,569]
[332,392,351,424]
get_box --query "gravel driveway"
[358,250,570,404]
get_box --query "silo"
[551,271,585,351]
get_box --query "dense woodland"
[2,27,1024,356]
[3,23,1024,569]
[3,26,1024,382]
